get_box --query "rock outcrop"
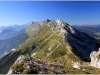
[90,48,100,68]
[44,19,99,56]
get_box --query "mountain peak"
[55,19,62,23]
[44,19,51,23]
[30,21,34,24]
[43,19,74,34]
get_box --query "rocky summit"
[44,19,99,56]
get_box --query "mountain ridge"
[0,19,99,74]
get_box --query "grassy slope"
[26,23,40,36]
[0,23,80,73]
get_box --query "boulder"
[90,48,100,68]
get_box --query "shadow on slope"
[65,29,100,62]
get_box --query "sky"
[0,1,100,26]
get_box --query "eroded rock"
[90,48,100,68]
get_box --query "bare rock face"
[90,48,100,68]
[44,19,74,34]
[7,55,25,74]
[43,19,99,57]
[55,19,75,34]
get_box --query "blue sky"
[0,1,100,26]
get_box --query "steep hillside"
[0,19,99,74]
[0,22,41,58]
[26,22,42,36]
[0,32,28,58]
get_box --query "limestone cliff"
[90,48,100,68]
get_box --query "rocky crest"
[44,19,99,56]
[44,19,72,34]
[90,48,100,68]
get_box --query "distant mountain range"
[0,24,29,40]
[0,22,41,59]
[73,25,100,39]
